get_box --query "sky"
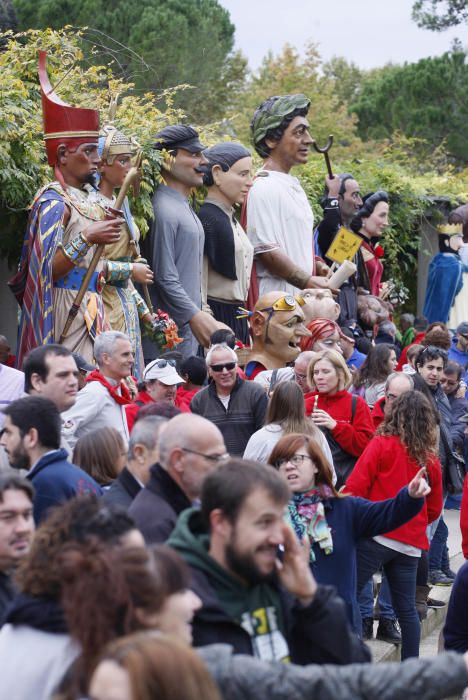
[219,0,466,70]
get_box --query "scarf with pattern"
[286,486,334,563]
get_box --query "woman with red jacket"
[346,391,443,660]
[304,350,374,487]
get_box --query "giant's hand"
[132,262,154,284]
[305,275,338,295]
[276,524,317,607]
[83,219,123,245]
[189,311,229,348]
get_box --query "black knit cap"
[153,124,206,153]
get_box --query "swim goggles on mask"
[237,295,304,319]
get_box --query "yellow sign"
[326,227,362,264]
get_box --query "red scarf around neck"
[86,370,132,405]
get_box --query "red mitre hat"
[39,50,99,167]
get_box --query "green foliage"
[13,0,246,122]
[298,146,468,301]
[350,48,468,166]
[0,27,187,263]
[412,0,468,30]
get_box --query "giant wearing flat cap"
[146,125,226,358]
[244,94,332,304]
[11,51,123,367]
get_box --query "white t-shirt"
[246,170,315,297]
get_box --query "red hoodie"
[304,390,374,456]
[396,331,426,371]
[125,390,153,432]
[371,396,386,430]
[346,435,443,550]
[460,475,468,558]
[175,386,200,413]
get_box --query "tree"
[0,0,17,31]
[228,43,362,160]
[412,0,468,30]
[0,27,188,262]
[13,0,246,121]
[350,48,468,166]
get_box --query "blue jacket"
[27,448,102,523]
[307,487,423,631]
[346,349,366,371]
[444,561,468,653]
[448,337,468,387]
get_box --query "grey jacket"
[198,644,468,700]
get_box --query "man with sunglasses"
[129,413,227,543]
[191,343,267,455]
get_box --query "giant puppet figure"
[245,94,331,303]
[12,51,123,367]
[423,222,468,327]
[89,124,155,378]
[244,291,311,379]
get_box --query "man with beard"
[169,459,370,665]
[148,125,225,359]
[315,174,363,323]
[12,52,122,367]
[0,396,101,523]
[0,475,35,621]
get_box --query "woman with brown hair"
[268,433,427,632]
[73,427,127,487]
[346,391,444,659]
[88,633,222,700]
[351,343,398,408]
[244,381,334,476]
[304,350,374,487]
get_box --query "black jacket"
[128,463,191,543]
[190,377,267,456]
[169,508,370,666]
[103,467,141,510]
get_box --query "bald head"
[294,351,316,393]
[384,372,414,417]
[158,414,227,500]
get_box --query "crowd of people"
[1,52,468,699]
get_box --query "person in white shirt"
[246,94,331,299]
[61,331,133,450]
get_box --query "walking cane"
[59,166,140,343]
[311,135,334,178]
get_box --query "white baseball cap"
[144,359,184,385]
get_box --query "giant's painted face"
[251,293,311,365]
[301,288,340,324]
[357,294,390,330]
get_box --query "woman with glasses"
[346,392,443,659]
[268,432,428,632]
[304,350,374,487]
